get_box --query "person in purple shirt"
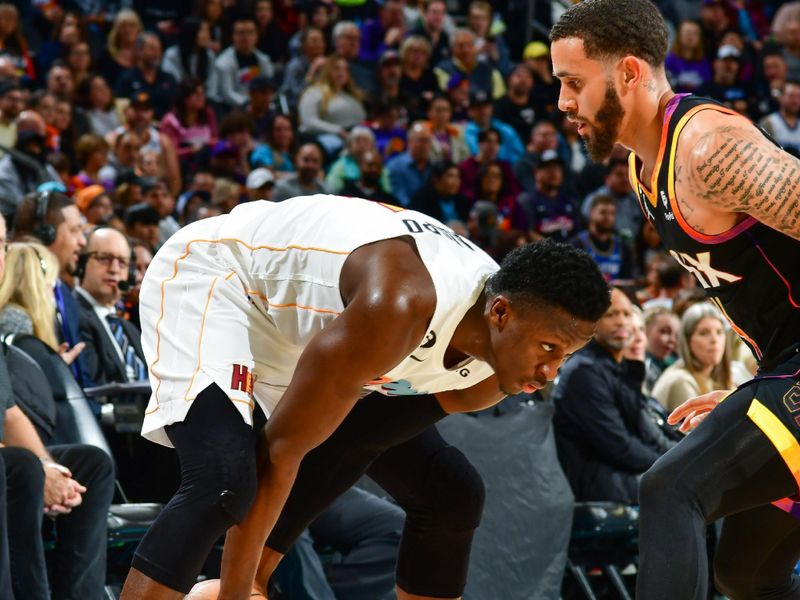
[358,0,406,64]
[665,20,712,94]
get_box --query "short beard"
[584,80,625,162]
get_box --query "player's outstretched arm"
[683,111,800,241]
[218,239,436,600]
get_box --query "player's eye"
[542,343,555,352]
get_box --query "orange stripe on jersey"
[376,202,405,212]
[244,290,342,315]
[184,276,219,401]
[151,238,351,408]
[632,108,676,208]
[666,103,755,243]
[709,297,763,361]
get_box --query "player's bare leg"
[119,567,183,600]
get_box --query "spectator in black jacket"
[552,288,677,504]
[341,150,398,204]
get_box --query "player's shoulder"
[676,106,757,153]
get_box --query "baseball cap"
[249,75,275,92]
[211,140,239,158]
[535,149,563,168]
[129,90,152,108]
[75,184,107,212]
[468,89,491,106]
[717,44,741,60]
[446,73,468,91]
[523,41,549,60]
[379,49,401,66]
[246,167,276,190]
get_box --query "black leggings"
[268,392,484,598]
[637,380,800,600]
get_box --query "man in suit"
[75,227,145,386]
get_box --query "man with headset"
[74,227,145,387]
[12,190,90,386]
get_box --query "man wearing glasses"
[74,227,146,387]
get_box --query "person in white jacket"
[211,16,274,109]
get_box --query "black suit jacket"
[75,292,145,386]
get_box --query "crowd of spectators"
[0,0,796,596]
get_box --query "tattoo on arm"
[686,124,800,240]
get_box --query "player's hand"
[667,389,730,433]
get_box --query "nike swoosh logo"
[409,354,424,362]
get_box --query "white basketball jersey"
[140,195,499,445]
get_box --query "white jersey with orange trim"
[139,195,499,446]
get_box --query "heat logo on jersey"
[230,364,256,397]
[669,250,742,289]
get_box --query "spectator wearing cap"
[493,64,539,144]
[114,32,177,120]
[124,202,161,252]
[458,127,519,205]
[0,111,61,218]
[409,0,451,67]
[514,149,582,243]
[399,35,440,121]
[209,140,241,181]
[272,143,330,202]
[280,26,328,108]
[298,56,366,157]
[423,95,470,164]
[246,167,276,201]
[325,126,392,194]
[71,133,110,192]
[212,16,275,109]
[107,92,182,196]
[665,19,712,94]
[162,17,219,95]
[386,122,434,207]
[408,159,471,225]
[696,43,756,116]
[522,41,559,116]
[250,113,296,178]
[160,78,219,165]
[246,75,277,142]
[0,80,23,148]
[367,100,408,161]
[141,178,179,244]
[218,111,257,182]
[463,90,524,163]
[255,0,290,65]
[333,21,375,95]
[341,150,398,204]
[75,185,114,226]
[358,0,406,64]
[445,73,471,122]
[435,29,506,101]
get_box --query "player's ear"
[619,55,644,89]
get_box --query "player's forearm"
[218,458,299,600]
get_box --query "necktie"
[105,314,147,381]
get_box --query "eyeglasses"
[88,251,130,269]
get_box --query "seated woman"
[642,305,679,394]
[250,114,296,178]
[162,17,218,93]
[423,95,470,165]
[0,242,83,365]
[160,78,218,168]
[298,55,366,158]
[408,160,471,227]
[652,302,748,413]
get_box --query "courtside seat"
[565,502,639,600]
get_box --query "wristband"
[41,460,70,476]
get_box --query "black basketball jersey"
[628,94,800,369]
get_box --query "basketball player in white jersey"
[120,195,610,600]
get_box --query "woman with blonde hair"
[99,9,143,87]
[652,302,747,412]
[0,242,60,350]
[298,55,366,157]
[665,20,711,93]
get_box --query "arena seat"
[565,502,639,600]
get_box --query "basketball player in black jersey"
[550,1,800,598]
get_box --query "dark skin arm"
[218,237,437,600]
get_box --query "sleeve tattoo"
[686,124,800,240]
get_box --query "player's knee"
[192,451,259,527]
[425,446,485,531]
[714,557,748,599]
[638,460,681,511]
